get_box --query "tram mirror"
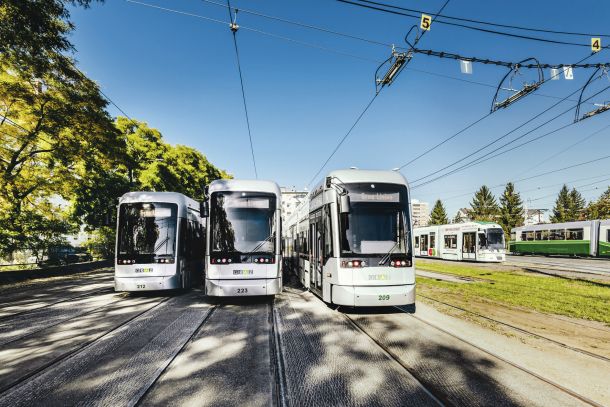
[340,194,351,214]
[200,200,209,217]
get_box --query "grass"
[416,260,610,325]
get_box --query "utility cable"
[397,51,600,171]
[338,0,610,49]
[226,0,258,178]
[305,0,450,187]
[348,0,610,39]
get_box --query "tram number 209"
[236,288,248,294]
[378,295,390,301]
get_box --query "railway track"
[340,310,446,407]
[393,306,605,407]
[416,293,610,363]
[0,296,173,395]
[131,303,218,406]
[270,301,288,407]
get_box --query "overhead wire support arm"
[375,45,412,93]
[575,66,610,122]
[491,58,544,112]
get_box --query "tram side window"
[323,206,333,261]
[444,234,457,249]
[510,232,516,241]
[525,231,535,241]
[430,233,436,248]
[550,229,565,240]
[607,230,610,241]
[566,229,583,240]
[541,230,549,240]
[521,232,527,241]
[414,236,420,248]
[535,231,542,240]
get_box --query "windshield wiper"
[247,234,274,256]
[378,241,399,266]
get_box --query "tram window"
[525,231,535,241]
[607,230,610,241]
[521,232,527,241]
[541,230,549,240]
[550,229,565,240]
[430,233,436,248]
[414,236,420,247]
[535,231,542,240]
[444,234,457,249]
[567,229,583,240]
[323,206,333,261]
[510,232,516,241]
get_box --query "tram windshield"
[117,202,178,260]
[211,192,277,254]
[482,228,505,250]
[340,183,411,257]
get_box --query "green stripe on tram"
[599,241,610,257]
[510,240,591,256]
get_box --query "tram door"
[462,232,476,260]
[309,211,322,293]
[420,234,429,256]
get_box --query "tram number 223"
[236,288,248,294]
[378,295,390,301]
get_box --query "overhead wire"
[346,0,610,38]
[338,0,610,49]
[410,83,610,189]
[226,0,258,178]
[305,0,451,187]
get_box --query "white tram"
[114,192,205,291]
[202,179,282,297]
[283,169,416,308]
[413,222,506,262]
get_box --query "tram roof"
[208,179,281,198]
[316,169,409,190]
[119,191,199,206]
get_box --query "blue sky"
[68,0,610,216]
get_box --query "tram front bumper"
[114,274,180,292]
[205,277,282,297]
[332,284,415,307]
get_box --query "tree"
[498,182,524,237]
[0,0,104,75]
[453,211,465,224]
[429,199,449,225]
[584,186,610,219]
[469,186,499,221]
[568,188,586,221]
[550,185,571,223]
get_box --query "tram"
[114,192,204,292]
[283,169,416,308]
[414,222,506,262]
[510,219,610,257]
[202,179,282,297]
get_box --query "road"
[0,267,605,406]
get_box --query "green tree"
[429,199,449,225]
[499,182,524,237]
[453,210,465,224]
[584,186,610,220]
[1,0,103,75]
[550,185,572,223]
[568,188,586,221]
[469,186,499,221]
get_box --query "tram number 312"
[378,295,390,301]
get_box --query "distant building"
[280,186,308,223]
[524,208,548,225]
[411,199,430,227]
[453,208,471,223]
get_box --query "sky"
[67,0,610,216]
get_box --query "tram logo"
[233,269,254,275]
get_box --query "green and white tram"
[114,192,205,292]
[413,222,506,262]
[283,169,416,308]
[509,220,610,258]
